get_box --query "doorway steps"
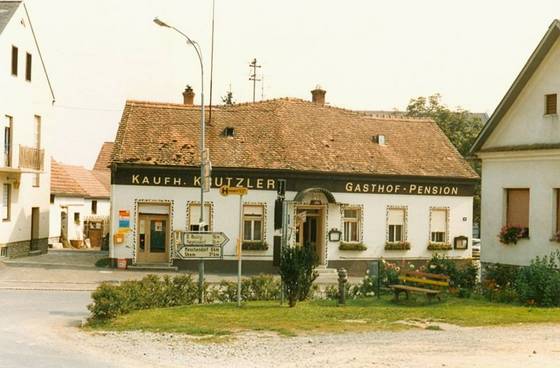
[315,266,339,283]
[127,263,179,272]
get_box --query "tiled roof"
[51,160,109,198]
[93,142,114,171]
[112,98,478,180]
[0,1,20,34]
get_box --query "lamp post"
[154,17,206,302]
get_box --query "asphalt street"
[0,289,122,368]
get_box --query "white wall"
[483,38,560,148]
[111,184,473,262]
[0,3,53,245]
[480,151,560,266]
[49,196,110,242]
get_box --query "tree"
[406,94,484,224]
[405,94,483,157]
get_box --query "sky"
[23,0,560,168]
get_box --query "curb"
[2,261,100,270]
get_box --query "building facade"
[0,1,54,258]
[49,144,111,249]
[109,88,477,273]
[471,19,560,267]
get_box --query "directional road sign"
[176,245,222,259]
[219,185,248,196]
[173,231,229,260]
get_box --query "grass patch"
[91,295,560,336]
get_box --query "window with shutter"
[2,184,11,221]
[506,189,529,237]
[430,208,448,243]
[545,94,557,115]
[387,208,405,242]
[243,205,264,242]
[188,203,212,231]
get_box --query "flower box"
[498,225,528,245]
[339,242,367,251]
[242,242,269,251]
[384,241,410,251]
[427,242,452,251]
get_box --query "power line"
[54,105,123,112]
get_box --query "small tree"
[221,91,235,105]
[279,245,318,307]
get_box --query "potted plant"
[498,225,526,245]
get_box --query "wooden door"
[137,214,169,263]
[30,207,40,250]
[88,221,103,248]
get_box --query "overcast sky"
[24,0,560,168]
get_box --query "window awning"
[293,187,337,204]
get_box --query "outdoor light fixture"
[328,228,342,242]
[153,16,206,227]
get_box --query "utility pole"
[249,58,261,103]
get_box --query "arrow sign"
[179,231,229,247]
[176,245,222,259]
[173,231,229,260]
[219,185,248,196]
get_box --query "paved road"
[0,290,125,368]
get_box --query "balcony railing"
[18,146,44,171]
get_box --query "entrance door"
[30,207,40,251]
[137,214,169,263]
[88,221,103,248]
[295,207,325,264]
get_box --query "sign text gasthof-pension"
[114,166,475,197]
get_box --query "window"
[32,115,41,186]
[546,94,557,115]
[91,200,97,215]
[2,184,11,221]
[387,207,406,242]
[243,205,264,242]
[430,208,448,243]
[188,202,212,231]
[74,212,80,224]
[25,52,32,81]
[342,207,361,242]
[50,194,55,204]
[11,46,18,76]
[556,189,560,234]
[506,188,530,237]
[3,115,12,167]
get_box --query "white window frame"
[2,183,11,221]
[342,206,362,243]
[243,204,265,242]
[429,207,449,243]
[187,202,213,231]
[387,206,407,242]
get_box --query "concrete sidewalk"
[0,250,361,291]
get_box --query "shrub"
[88,283,127,322]
[481,263,520,303]
[515,251,560,307]
[426,254,477,297]
[279,245,318,307]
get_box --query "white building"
[471,19,560,267]
[49,144,111,249]
[0,1,54,258]
[109,87,477,273]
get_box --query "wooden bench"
[389,271,449,302]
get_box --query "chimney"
[311,85,326,106]
[182,85,195,105]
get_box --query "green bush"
[279,245,318,307]
[426,254,477,297]
[88,274,199,322]
[481,263,520,303]
[515,251,560,307]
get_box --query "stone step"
[127,264,179,272]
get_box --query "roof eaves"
[470,19,560,155]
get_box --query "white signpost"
[220,185,248,307]
[173,231,229,260]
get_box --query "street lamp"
[154,17,207,302]
[153,17,206,228]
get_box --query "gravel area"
[66,324,560,368]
